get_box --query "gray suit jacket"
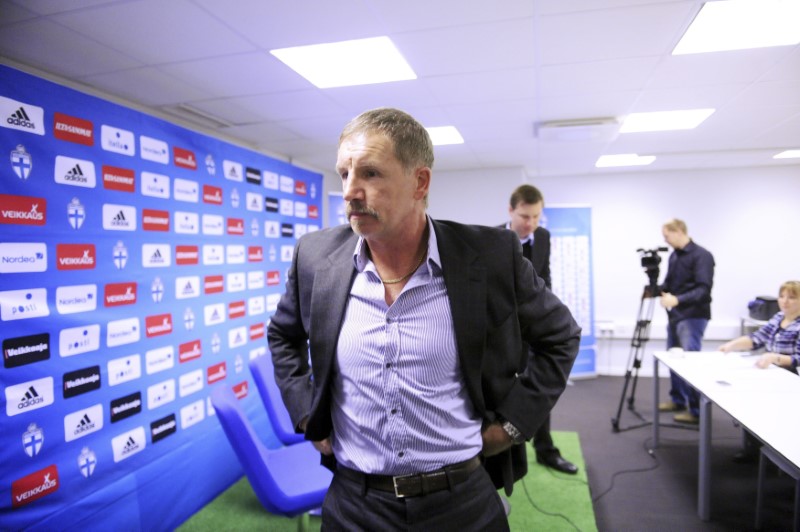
[267,219,580,493]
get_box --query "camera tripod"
[611,284,658,432]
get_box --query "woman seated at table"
[718,280,800,461]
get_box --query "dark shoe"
[658,401,686,412]
[731,450,758,464]
[673,412,699,424]
[537,453,578,474]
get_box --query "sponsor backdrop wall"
[0,65,322,529]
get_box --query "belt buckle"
[392,473,415,498]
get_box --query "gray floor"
[548,374,795,531]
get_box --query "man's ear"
[414,167,431,200]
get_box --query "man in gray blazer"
[268,107,580,530]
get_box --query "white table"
[652,350,800,521]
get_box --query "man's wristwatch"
[501,420,526,444]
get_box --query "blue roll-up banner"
[543,206,596,377]
[0,64,322,529]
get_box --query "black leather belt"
[337,456,481,498]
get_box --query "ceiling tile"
[82,67,213,106]
[539,57,659,97]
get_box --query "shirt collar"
[353,216,441,274]
[505,222,533,245]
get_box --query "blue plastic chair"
[210,384,332,518]
[250,354,305,445]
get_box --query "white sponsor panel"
[245,192,264,212]
[267,293,281,313]
[174,211,199,234]
[228,326,247,349]
[60,324,100,357]
[264,220,280,238]
[140,135,169,164]
[202,214,224,236]
[226,272,246,293]
[202,244,224,265]
[1,95,45,135]
[101,125,135,155]
[294,201,307,219]
[5,376,54,416]
[279,175,294,193]
[56,284,97,314]
[64,404,104,442]
[222,160,243,182]
[308,224,320,233]
[279,198,294,217]
[0,242,47,273]
[175,276,200,299]
[295,224,308,239]
[263,171,278,190]
[204,303,225,326]
[108,354,141,386]
[54,156,97,188]
[102,204,137,231]
[247,271,264,290]
[226,245,245,264]
[248,296,265,316]
[173,178,199,203]
[147,379,176,409]
[250,345,267,360]
[145,345,174,375]
[106,317,140,347]
[141,171,170,199]
[281,245,294,262]
[0,288,49,321]
[180,399,205,429]
[111,426,146,462]
[142,244,171,268]
[178,369,204,397]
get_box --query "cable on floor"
[519,476,583,532]
[591,437,660,504]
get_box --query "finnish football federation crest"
[269,245,277,262]
[211,332,221,354]
[205,154,216,176]
[230,188,240,208]
[78,447,97,478]
[235,354,244,374]
[151,277,164,303]
[250,219,259,237]
[113,241,128,269]
[11,144,32,180]
[67,197,86,229]
[23,423,44,457]
[310,183,317,199]
[184,307,195,330]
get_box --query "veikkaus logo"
[0,242,47,273]
[12,465,58,508]
[104,282,137,307]
[173,146,197,170]
[0,194,46,226]
[145,313,173,337]
[1,95,45,135]
[57,244,95,270]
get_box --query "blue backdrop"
[0,65,322,530]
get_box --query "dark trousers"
[666,318,708,416]
[533,414,559,456]
[321,465,509,531]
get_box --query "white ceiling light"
[425,126,464,146]
[673,0,800,55]
[774,149,800,159]
[620,109,715,133]
[595,154,656,168]
[270,36,416,88]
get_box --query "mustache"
[346,201,379,219]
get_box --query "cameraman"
[657,218,715,424]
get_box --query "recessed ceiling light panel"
[595,154,656,168]
[620,109,715,133]
[425,126,464,146]
[774,149,800,159]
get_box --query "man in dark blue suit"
[502,184,578,475]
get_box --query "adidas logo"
[123,436,138,452]
[63,164,88,184]
[19,386,43,409]
[7,107,35,129]
[113,211,126,222]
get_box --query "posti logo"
[54,112,94,146]
[59,324,100,357]
[174,211,199,234]
[207,362,227,384]
[148,379,176,410]
[101,125,135,156]
[204,275,224,295]
[12,464,59,508]
[102,165,135,192]
[227,272,246,293]
[0,194,46,226]
[0,242,47,273]
[248,296,265,316]
[175,245,199,265]
[202,184,222,205]
[180,399,205,429]
[107,354,141,386]
[145,313,173,338]
[202,244,224,265]
[141,171,170,199]
[104,282,137,307]
[142,209,170,232]
[179,339,201,363]
[54,155,96,188]
[5,376,54,416]
[263,170,278,190]
[173,146,197,170]
[1,287,49,322]
[57,244,96,270]
[1,96,44,135]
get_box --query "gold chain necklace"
[380,252,426,285]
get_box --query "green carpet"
[177,431,596,532]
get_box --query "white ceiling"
[1,0,798,178]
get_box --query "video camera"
[637,247,668,295]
